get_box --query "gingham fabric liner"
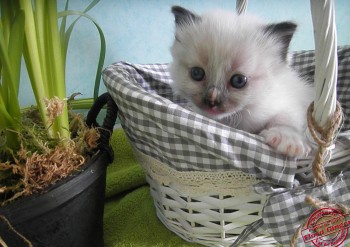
[103,46,350,245]
[103,46,350,189]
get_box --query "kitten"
[169,6,314,157]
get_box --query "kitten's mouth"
[202,106,226,119]
[204,107,222,116]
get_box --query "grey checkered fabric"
[103,46,350,245]
[262,171,350,246]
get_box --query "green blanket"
[104,128,200,247]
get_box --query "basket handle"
[86,92,118,163]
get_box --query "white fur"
[169,9,314,157]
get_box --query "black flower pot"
[0,93,118,247]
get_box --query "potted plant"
[0,1,114,246]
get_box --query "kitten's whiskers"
[225,111,242,128]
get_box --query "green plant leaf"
[59,0,100,66]
[20,0,51,134]
[0,9,24,119]
[58,9,106,100]
[8,9,25,97]
[45,0,69,138]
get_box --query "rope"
[307,101,343,186]
[0,215,33,247]
[290,101,343,245]
[305,195,349,213]
[236,0,248,14]
[290,220,308,247]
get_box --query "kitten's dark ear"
[171,6,201,27]
[264,22,297,61]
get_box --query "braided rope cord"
[307,102,343,186]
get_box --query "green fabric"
[105,128,145,198]
[104,128,200,247]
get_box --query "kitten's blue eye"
[190,67,205,81]
[230,74,247,89]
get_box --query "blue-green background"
[19,0,350,106]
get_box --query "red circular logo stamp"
[301,207,349,247]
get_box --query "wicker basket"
[136,149,275,246]
[103,45,350,246]
[103,2,350,246]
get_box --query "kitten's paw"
[260,126,311,157]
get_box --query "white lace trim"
[134,149,261,196]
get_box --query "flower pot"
[0,93,118,247]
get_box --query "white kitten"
[169,6,314,157]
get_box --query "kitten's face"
[169,6,296,121]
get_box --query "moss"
[0,107,99,205]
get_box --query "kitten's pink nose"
[205,87,221,107]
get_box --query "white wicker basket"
[136,149,275,246]
[103,0,350,246]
